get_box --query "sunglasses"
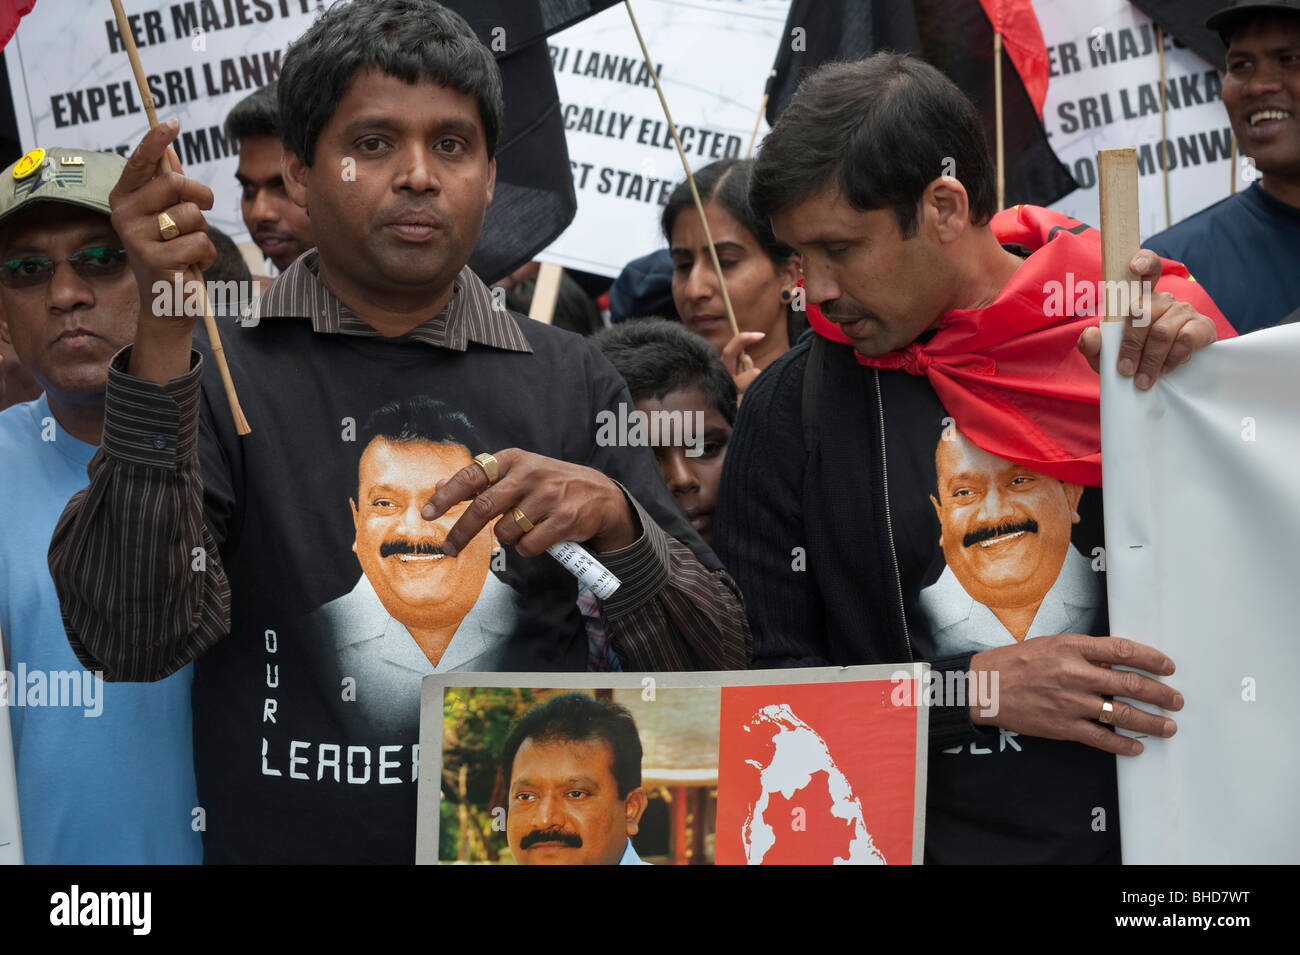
[0,245,129,289]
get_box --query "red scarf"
[806,205,1236,486]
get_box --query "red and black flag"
[1128,1,1228,68]
[449,0,620,283]
[0,0,34,49]
[765,0,1077,209]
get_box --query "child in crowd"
[593,319,737,547]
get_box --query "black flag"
[448,1,620,283]
[766,0,1077,210]
[1129,1,1228,68]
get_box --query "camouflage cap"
[0,146,126,231]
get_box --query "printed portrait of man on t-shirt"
[918,423,1103,655]
[309,397,522,735]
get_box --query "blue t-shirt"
[1144,183,1300,336]
[0,394,201,864]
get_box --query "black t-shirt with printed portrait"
[186,312,714,863]
[879,369,1118,864]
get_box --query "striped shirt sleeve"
[599,494,751,672]
[47,347,231,682]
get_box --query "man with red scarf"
[716,53,1235,863]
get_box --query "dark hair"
[357,396,481,492]
[278,0,504,166]
[750,53,997,237]
[225,82,280,145]
[661,158,795,266]
[500,693,642,799]
[591,318,738,426]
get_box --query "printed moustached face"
[351,437,496,631]
[507,737,647,866]
[930,429,1083,616]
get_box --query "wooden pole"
[1098,148,1141,325]
[745,70,776,160]
[1157,25,1171,229]
[744,92,770,160]
[528,262,563,325]
[1230,134,1238,195]
[110,0,250,435]
[623,0,740,339]
[994,32,1005,211]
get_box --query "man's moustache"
[520,828,583,850]
[963,518,1038,549]
[380,539,446,558]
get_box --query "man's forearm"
[48,347,231,681]
[600,497,751,671]
[129,300,200,384]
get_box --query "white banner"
[1036,0,1240,239]
[4,0,320,246]
[539,0,790,277]
[0,625,22,865]
[1100,321,1300,864]
[3,2,1248,277]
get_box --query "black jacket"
[716,332,1120,864]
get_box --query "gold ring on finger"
[511,506,534,534]
[158,212,180,241]
[1098,699,1116,725]
[472,452,499,485]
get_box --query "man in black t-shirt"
[50,0,747,863]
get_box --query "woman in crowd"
[662,157,806,395]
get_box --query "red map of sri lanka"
[716,681,920,865]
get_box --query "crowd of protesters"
[0,0,1296,864]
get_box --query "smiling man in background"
[1145,0,1300,333]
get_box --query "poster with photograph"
[416,665,927,865]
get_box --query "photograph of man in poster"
[310,397,520,734]
[920,424,1102,655]
[501,693,651,866]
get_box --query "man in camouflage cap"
[0,145,202,864]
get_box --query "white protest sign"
[540,0,790,278]
[1035,0,1238,239]
[1100,322,1300,863]
[4,0,320,248]
[1,625,21,865]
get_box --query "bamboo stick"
[110,0,250,435]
